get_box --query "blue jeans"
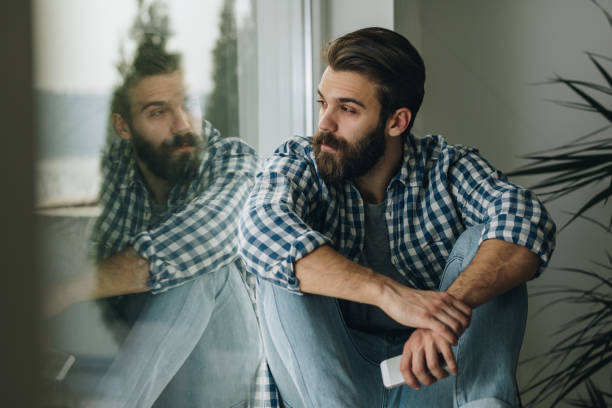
[257,225,527,408]
[91,261,263,408]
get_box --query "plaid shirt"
[239,133,556,294]
[91,121,280,407]
[91,120,258,293]
[239,133,555,406]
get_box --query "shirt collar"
[390,133,420,188]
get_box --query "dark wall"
[0,0,39,406]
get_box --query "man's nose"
[172,108,193,134]
[318,108,337,134]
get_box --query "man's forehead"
[130,70,187,108]
[318,67,378,106]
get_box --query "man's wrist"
[374,273,402,310]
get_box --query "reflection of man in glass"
[69,43,262,407]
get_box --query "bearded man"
[238,27,556,408]
[48,44,264,407]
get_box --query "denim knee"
[440,224,484,289]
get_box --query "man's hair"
[111,42,182,123]
[325,27,425,132]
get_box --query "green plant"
[508,2,612,229]
[565,379,612,408]
[520,220,611,406]
[507,1,612,406]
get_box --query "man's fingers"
[449,296,472,317]
[400,352,420,390]
[438,340,458,376]
[425,342,448,380]
[412,347,436,387]
[441,307,470,335]
[430,319,457,345]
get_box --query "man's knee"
[440,224,485,289]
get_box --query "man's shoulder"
[273,136,314,158]
[100,137,132,177]
[205,132,258,160]
[409,134,477,165]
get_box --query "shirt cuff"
[480,214,556,276]
[257,229,333,294]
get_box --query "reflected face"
[313,68,387,184]
[127,70,204,183]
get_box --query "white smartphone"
[380,354,404,389]
[380,353,450,389]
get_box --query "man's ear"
[385,108,412,137]
[112,113,132,140]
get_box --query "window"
[35,0,308,405]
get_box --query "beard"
[130,127,205,184]
[313,121,386,185]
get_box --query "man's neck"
[135,158,173,205]
[353,135,403,204]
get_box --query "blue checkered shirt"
[239,133,556,294]
[92,120,259,293]
[239,133,555,405]
[91,121,280,407]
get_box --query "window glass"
[36,1,274,406]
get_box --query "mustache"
[313,130,348,151]
[161,133,199,152]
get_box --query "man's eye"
[316,99,327,107]
[150,109,164,117]
[341,105,355,113]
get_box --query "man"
[239,27,556,407]
[48,43,264,407]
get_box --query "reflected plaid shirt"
[239,133,556,294]
[91,121,280,407]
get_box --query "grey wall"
[394,0,611,405]
[323,0,610,405]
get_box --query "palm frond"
[521,258,612,407]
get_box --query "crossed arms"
[295,239,539,388]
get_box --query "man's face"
[313,68,387,184]
[126,70,204,183]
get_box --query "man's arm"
[399,151,555,389]
[399,239,540,389]
[131,136,258,294]
[44,248,149,316]
[447,238,540,308]
[295,245,472,345]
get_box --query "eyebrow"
[139,101,166,113]
[317,89,366,109]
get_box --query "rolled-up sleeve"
[238,141,332,294]
[131,137,258,294]
[449,152,556,275]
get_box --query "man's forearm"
[92,247,150,299]
[45,248,150,316]
[446,238,540,308]
[295,245,386,304]
[295,245,471,341]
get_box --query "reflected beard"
[313,123,386,185]
[130,127,204,184]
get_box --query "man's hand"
[43,248,150,317]
[400,328,456,390]
[379,281,471,345]
[93,247,150,299]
